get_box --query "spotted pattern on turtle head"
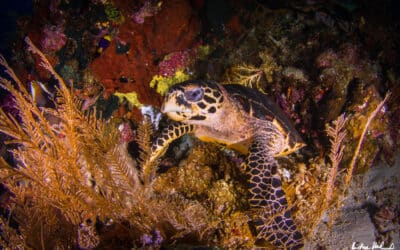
[161,81,224,123]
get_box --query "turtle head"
[161,80,225,124]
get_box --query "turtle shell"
[223,84,304,146]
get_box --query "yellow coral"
[114,91,142,107]
[149,70,190,95]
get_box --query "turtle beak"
[161,93,189,113]
[161,103,186,114]
[161,92,176,113]
[160,102,167,113]
[161,92,193,121]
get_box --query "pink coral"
[132,0,162,24]
[41,24,67,53]
[158,49,196,77]
[118,122,135,143]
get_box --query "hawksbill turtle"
[150,80,305,249]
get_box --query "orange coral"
[89,0,201,120]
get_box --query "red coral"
[89,0,201,120]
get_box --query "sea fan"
[325,113,347,203]
[0,37,215,249]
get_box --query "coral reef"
[150,45,207,95]
[0,0,399,248]
[89,0,201,119]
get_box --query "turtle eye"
[184,88,203,102]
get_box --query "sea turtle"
[150,80,305,249]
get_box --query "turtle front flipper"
[247,138,303,249]
[149,122,194,162]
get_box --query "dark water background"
[0,1,33,59]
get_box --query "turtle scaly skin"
[247,130,302,248]
[150,80,304,249]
